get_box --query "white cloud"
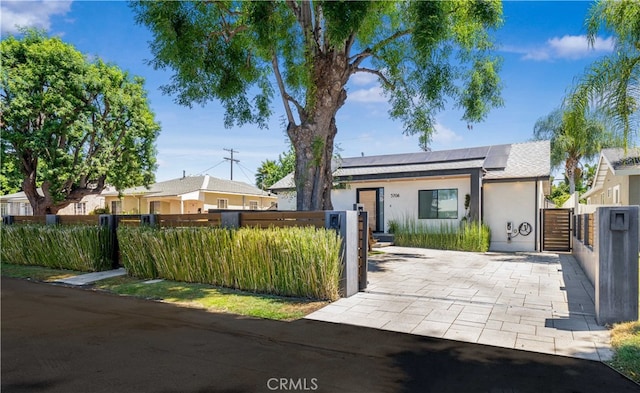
[350,72,379,86]
[348,86,387,103]
[1,1,72,34]
[504,35,615,61]
[547,35,615,59]
[432,123,463,146]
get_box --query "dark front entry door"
[357,188,383,232]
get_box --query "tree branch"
[349,29,412,63]
[353,67,393,89]
[271,53,299,126]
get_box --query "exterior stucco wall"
[334,176,472,233]
[483,181,538,252]
[587,169,630,205]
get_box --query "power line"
[223,148,239,180]
[197,159,227,176]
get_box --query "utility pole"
[223,148,239,180]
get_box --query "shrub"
[391,218,491,252]
[0,224,112,271]
[117,226,342,300]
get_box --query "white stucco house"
[582,147,640,207]
[270,140,551,252]
[0,188,112,216]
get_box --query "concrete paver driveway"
[307,246,612,361]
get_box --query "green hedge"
[0,224,112,272]
[391,219,491,252]
[117,226,342,300]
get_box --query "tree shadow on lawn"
[92,276,328,320]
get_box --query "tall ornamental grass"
[117,226,342,300]
[0,224,112,271]
[391,218,491,252]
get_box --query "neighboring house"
[103,175,276,214]
[0,187,111,216]
[582,148,640,206]
[270,140,551,252]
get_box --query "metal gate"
[541,208,573,252]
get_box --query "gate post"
[325,211,358,297]
[595,206,639,325]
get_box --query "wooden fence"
[2,211,369,295]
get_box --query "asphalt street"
[2,277,638,393]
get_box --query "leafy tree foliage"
[567,0,639,150]
[0,30,160,214]
[533,108,620,195]
[132,0,504,210]
[255,145,295,190]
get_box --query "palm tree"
[533,108,618,195]
[567,0,639,149]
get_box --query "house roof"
[581,147,640,199]
[269,140,550,191]
[1,186,116,202]
[115,175,272,198]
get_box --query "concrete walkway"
[54,268,126,285]
[307,246,613,361]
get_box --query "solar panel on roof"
[483,144,511,169]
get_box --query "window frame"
[418,188,459,219]
[217,198,228,209]
[74,202,87,215]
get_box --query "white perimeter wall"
[483,181,540,252]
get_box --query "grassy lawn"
[608,321,640,383]
[1,263,83,282]
[1,263,327,321]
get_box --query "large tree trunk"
[288,52,348,211]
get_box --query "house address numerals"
[390,193,400,198]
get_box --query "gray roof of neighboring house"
[269,140,550,191]
[117,175,272,198]
[581,147,640,198]
[602,147,640,171]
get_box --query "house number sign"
[390,193,400,198]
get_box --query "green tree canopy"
[255,145,295,190]
[567,0,639,150]
[132,0,504,210]
[533,107,620,195]
[0,30,160,214]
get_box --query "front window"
[149,201,162,214]
[418,189,458,219]
[249,201,258,210]
[218,199,228,209]
[111,200,122,214]
[74,202,87,215]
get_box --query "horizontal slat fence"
[12,215,46,225]
[239,211,326,228]
[58,215,100,226]
[157,213,221,227]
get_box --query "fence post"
[99,214,119,269]
[221,212,240,229]
[595,206,639,325]
[326,211,358,297]
[140,214,157,227]
[46,214,59,225]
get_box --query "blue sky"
[1,1,622,185]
